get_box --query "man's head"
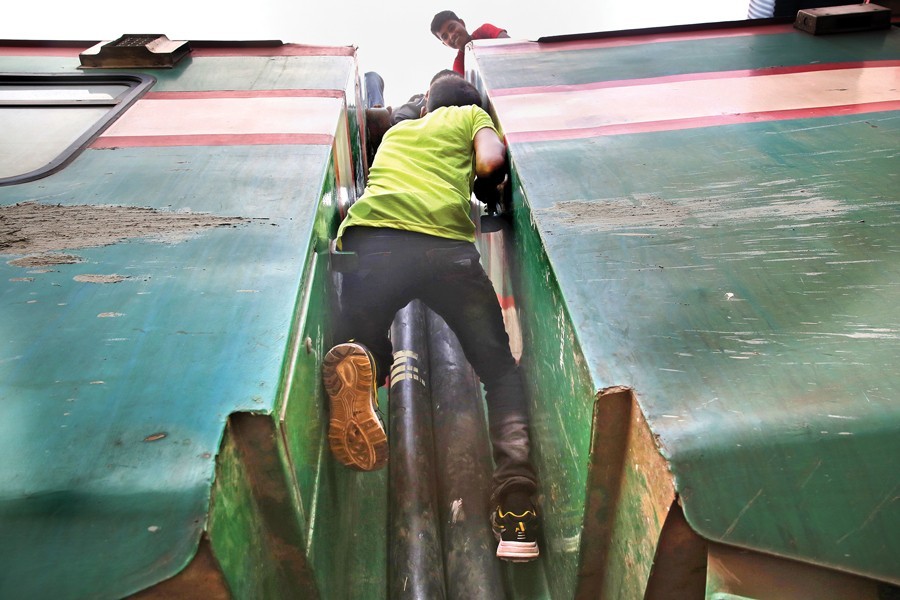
[426,74,483,113]
[430,10,471,50]
[430,69,460,85]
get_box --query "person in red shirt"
[430,10,509,75]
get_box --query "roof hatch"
[79,34,190,69]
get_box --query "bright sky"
[7,0,749,106]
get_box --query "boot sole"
[496,540,540,562]
[323,343,388,471]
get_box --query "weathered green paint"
[575,386,677,599]
[472,21,900,595]
[0,54,357,93]
[476,27,899,90]
[0,42,379,598]
[209,419,277,598]
[341,68,369,197]
[309,386,389,600]
[7,22,897,599]
[149,55,358,93]
[208,414,319,598]
[503,169,598,600]
[0,145,330,598]
[286,161,389,600]
[509,112,900,582]
[274,153,338,541]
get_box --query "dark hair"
[426,75,483,112]
[429,69,460,85]
[430,10,461,35]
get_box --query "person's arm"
[473,127,508,214]
[473,127,506,182]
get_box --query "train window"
[0,73,154,186]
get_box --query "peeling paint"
[74,274,128,284]
[532,185,862,233]
[0,202,247,260]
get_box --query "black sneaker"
[491,502,540,562]
[322,342,388,471]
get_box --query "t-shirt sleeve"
[473,24,507,39]
[470,106,498,139]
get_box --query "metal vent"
[80,34,190,69]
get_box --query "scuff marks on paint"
[8,253,82,268]
[74,274,128,284]
[532,182,860,232]
[538,194,690,230]
[1,202,248,265]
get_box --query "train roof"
[472,19,900,583]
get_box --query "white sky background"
[6,0,750,106]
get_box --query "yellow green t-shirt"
[337,104,497,244]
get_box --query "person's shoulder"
[449,104,493,121]
[433,104,488,119]
[418,105,470,129]
[473,23,507,39]
[437,105,496,133]
[469,105,496,127]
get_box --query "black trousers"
[336,226,537,501]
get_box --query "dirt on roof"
[2,201,246,266]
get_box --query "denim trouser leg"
[363,71,385,108]
[337,227,538,501]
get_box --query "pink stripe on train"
[90,133,334,148]
[493,64,900,142]
[95,95,344,147]
[473,24,796,57]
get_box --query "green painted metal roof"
[0,46,351,598]
[1,145,332,598]
[475,24,900,583]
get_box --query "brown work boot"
[322,342,388,471]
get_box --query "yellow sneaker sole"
[322,343,388,471]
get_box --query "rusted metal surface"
[208,414,319,598]
[706,541,888,599]
[576,386,676,599]
[128,537,230,600]
[643,502,707,600]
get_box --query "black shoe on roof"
[491,500,540,562]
